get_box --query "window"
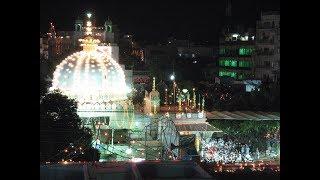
[239,61,251,68]
[264,61,271,67]
[239,48,254,56]
[238,74,244,80]
[219,48,226,55]
[219,59,238,67]
[219,70,237,78]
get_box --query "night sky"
[40,0,279,44]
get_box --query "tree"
[209,119,280,151]
[40,90,98,162]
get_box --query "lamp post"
[165,88,168,105]
[170,74,176,104]
[192,88,196,108]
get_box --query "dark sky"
[40,0,279,43]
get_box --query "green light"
[239,48,254,56]
[219,59,238,67]
[219,70,237,78]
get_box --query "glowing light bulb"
[87,13,92,19]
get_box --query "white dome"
[50,46,128,106]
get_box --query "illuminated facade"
[218,30,255,80]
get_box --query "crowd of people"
[201,138,257,163]
[200,137,280,164]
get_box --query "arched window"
[76,24,81,31]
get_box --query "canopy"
[206,111,280,121]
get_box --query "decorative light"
[125,148,132,154]
[232,34,239,38]
[170,74,175,81]
[131,158,145,163]
[87,12,92,19]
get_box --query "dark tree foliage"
[209,119,280,151]
[40,90,99,162]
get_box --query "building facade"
[254,11,280,83]
[218,29,255,81]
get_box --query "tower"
[104,18,114,43]
[75,18,83,32]
[104,17,119,44]
[105,17,113,33]
[74,17,84,47]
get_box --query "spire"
[152,77,156,91]
[48,22,56,39]
[202,95,205,112]
[79,12,100,51]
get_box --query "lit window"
[239,48,254,56]
[232,34,239,38]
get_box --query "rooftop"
[206,111,280,121]
[40,161,213,179]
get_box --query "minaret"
[152,77,156,114]
[75,17,83,32]
[150,77,160,115]
[178,89,182,112]
[202,96,205,112]
[198,94,201,111]
[48,22,56,39]
[164,88,168,105]
[152,77,156,91]
[192,88,196,108]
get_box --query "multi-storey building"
[254,11,280,83]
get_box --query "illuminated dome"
[50,14,131,112]
[50,46,130,111]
